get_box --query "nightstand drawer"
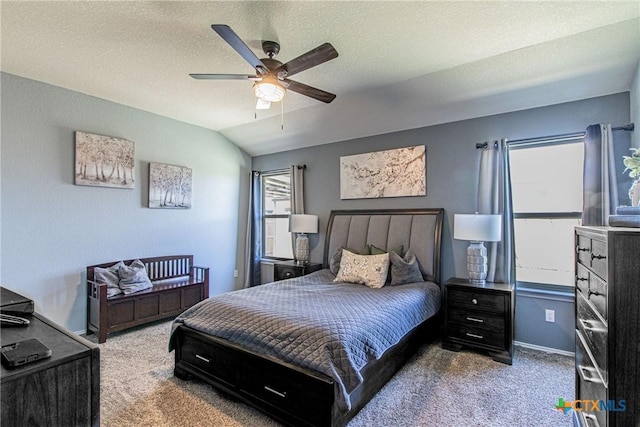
[274,262,322,282]
[447,322,506,349]
[275,266,300,281]
[447,287,507,314]
[448,308,505,332]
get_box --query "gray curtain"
[290,165,306,257]
[290,165,305,214]
[582,124,619,225]
[244,171,262,288]
[477,139,515,284]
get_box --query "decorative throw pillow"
[329,245,370,275]
[94,261,124,298]
[334,250,389,289]
[389,249,424,286]
[118,259,153,295]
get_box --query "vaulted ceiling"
[2,1,639,156]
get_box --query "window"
[262,170,293,259]
[509,135,584,287]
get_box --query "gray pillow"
[389,249,424,286]
[94,261,124,297]
[118,259,153,295]
[329,246,370,275]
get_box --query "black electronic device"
[1,338,52,368]
[0,287,34,315]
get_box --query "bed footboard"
[174,326,334,427]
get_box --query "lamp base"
[466,241,488,285]
[295,233,310,265]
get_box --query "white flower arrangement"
[623,147,640,181]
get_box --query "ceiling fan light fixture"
[254,75,285,102]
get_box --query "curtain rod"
[613,123,634,132]
[477,123,635,149]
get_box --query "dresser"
[442,277,515,364]
[274,260,322,281]
[574,226,640,427]
[1,313,100,426]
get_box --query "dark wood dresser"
[574,226,639,427]
[442,277,515,364]
[1,313,100,426]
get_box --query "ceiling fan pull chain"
[281,98,284,130]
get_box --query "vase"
[630,180,640,207]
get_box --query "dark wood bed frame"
[172,208,444,427]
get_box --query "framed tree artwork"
[148,162,192,209]
[340,145,426,199]
[75,131,135,189]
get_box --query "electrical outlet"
[233,269,239,278]
[545,309,555,323]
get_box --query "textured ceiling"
[2,1,639,156]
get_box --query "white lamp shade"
[454,214,502,242]
[289,214,318,234]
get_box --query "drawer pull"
[465,332,484,339]
[588,289,604,298]
[264,385,287,398]
[578,319,605,333]
[466,317,484,323]
[576,276,588,282]
[583,413,601,427]
[285,272,292,277]
[590,253,606,260]
[471,298,478,305]
[577,246,589,252]
[195,354,210,363]
[578,365,603,384]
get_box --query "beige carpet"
[89,320,574,426]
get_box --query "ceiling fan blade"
[211,25,267,71]
[274,43,338,78]
[190,73,260,80]
[285,79,336,103]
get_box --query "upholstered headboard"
[323,208,444,284]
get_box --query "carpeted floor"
[88,320,574,426]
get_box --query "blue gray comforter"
[170,268,440,411]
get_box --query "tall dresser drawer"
[576,330,607,427]
[576,292,607,385]
[575,264,590,296]
[576,234,608,280]
[587,273,607,321]
[589,238,608,280]
[447,287,507,314]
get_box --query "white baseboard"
[515,341,574,357]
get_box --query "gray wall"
[253,92,631,352]
[1,73,251,333]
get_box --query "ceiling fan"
[190,25,338,110]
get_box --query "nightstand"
[274,260,323,281]
[442,277,515,364]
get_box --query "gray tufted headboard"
[323,208,444,284]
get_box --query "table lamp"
[454,213,502,284]
[289,214,318,264]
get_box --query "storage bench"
[87,255,209,343]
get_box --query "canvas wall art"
[148,162,192,209]
[75,131,135,189]
[340,145,426,199]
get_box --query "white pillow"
[333,250,389,289]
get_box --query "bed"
[170,208,444,426]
